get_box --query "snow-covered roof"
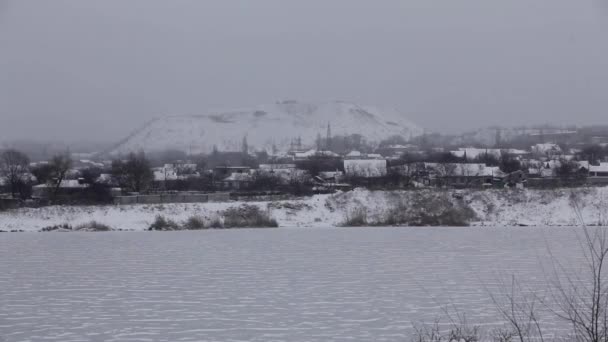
[386,144,418,149]
[153,168,178,181]
[295,149,340,158]
[346,151,362,157]
[223,173,253,182]
[96,173,114,184]
[425,163,503,177]
[452,148,502,159]
[531,143,562,155]
[319,171,344,180]
[590,163,608,173]
[505,149,529,155]
[33,180,89,189]
[258,164,296,170]
[577,161,590,170]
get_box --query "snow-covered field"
[1,187,607,232]
[0,227,588,341]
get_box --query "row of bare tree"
[414,198,608,342]
[0,149,71,199]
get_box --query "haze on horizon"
[1,0,607,143]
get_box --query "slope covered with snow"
[2,188,607,232]
[107,101,423,155]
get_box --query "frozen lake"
[0,227,588,341]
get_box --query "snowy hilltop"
[106,100,423,155]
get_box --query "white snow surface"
[0,227,591,341]
[2,187,608,232]
[107,101,423,155]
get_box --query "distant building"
[32,179,89,198]
[423,163,503,187]
[219,172,253,190]
[294,149,340,160]
[450,148,502,160]
[375,144,419,158]
[344,159,388,178]
[589,163,608,177]
[531,143,562,157]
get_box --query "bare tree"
[547,199,608,342]
[489,194,608,342]
[488,276,545,342]
[48,153,72,198]
[0,149,30,198]
[111,151,153,193]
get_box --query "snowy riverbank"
[1,187,607,232]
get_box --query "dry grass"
[75,221,114,231]
[148,215,180,231]
[222,205,278,228]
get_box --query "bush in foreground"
[183,216,208,230]
[222,205,278,228]
[41,221,115,232]
[148,215,180,231]
[75,221,114,231]
[340,192,477,227]
[342,207,369,227]
[40,223,73,232]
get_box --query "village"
[2,126,608,211]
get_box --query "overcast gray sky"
[1,0,607,142]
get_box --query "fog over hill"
[107,101,423,155]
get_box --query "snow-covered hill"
[107,101,423,155]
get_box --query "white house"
[589,163,608,177]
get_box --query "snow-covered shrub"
[40,223,73,232]
[207,217,224,229]
[183,216,207,230]
[222,205,278,228]
[342,207,369,227]
[148,215,180,231]
[408,193,476,226]
[75,221,114,231]
[412,320,480,342]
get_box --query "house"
[344,159,388,178]
[589,163,608,177]
[219,172,253,190]
[423,163,503,187]
[344,150,362,159]
[258,164,297,171]
[345,151,383,160]
[213,166,251,180]
[503,170,527,188]
[294,149,340,160]
[318,171,344,183]
[450,148,502,160]
[32,179,89,198]
[505,149,529,156]
[153,163,199,182]
[531,143,562,157]
[375,144,420,158]
[366,153,383,159]
[312,171,350,192]
[72,159,105,170]
[153,167,178,182]
[256,164,305,185]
